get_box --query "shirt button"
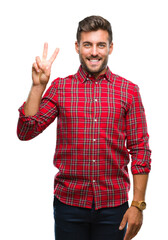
[93,180,96,183]
[93,160,96,162]
[95,82,98,84]
[93,139,96,142]
[94,99,98,102]
[94,118,97,122]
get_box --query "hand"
[119,206,143,240]
[32,42,59,87]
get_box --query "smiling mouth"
[87,58,101,63]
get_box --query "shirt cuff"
[18,102,34,122]
[131,158,151,174]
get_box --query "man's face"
[75,29,113,78]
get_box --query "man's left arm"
[119,174,148,240]
[119,85,151,240]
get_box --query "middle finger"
[42,42,48,60]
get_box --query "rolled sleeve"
[126,85,151,174]
[17,79,59,140]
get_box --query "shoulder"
[112,72,137,89]
[50,74,74,88]
[43,75,74,99]
[109,72,140,105]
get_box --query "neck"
[82,66,108,79]
[92,68,107,79]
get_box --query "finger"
[35,56,43,69]
[32,62,40,73]
[133,225,141,237]
[124,224,132,240]
[42,42,48,60]
[49,48,59,64]
[131,223,142,238]
[124,223,140,240]
[119,214,127,231]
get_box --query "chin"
[84,63,103,73]
[88,65,106,75]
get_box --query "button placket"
[92,80,99,188]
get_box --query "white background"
[0,0,167,239]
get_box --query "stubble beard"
[79,54,109,76]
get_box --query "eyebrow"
[82,41,107,45]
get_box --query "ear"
[109,42,113,55]
[75,41,79,54]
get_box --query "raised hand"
[32,42,59,86]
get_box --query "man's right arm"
[24,84,46,117]
[17,43,59,140]
[25,42,59,116]
[17,81,59,141]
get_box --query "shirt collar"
[75,65,114,83]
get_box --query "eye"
[99,43,106,48]
[84,43,91,48]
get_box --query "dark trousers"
[53,196,128,240]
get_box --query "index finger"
[124,224,136,240]
[124,227,131,240]
[49,48,59,64]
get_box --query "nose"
[91,45,98,56]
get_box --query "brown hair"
[76,15,113,44]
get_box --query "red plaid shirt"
[17,66,151,210]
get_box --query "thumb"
[119,213,127,230]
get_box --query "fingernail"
[119,226,123,230]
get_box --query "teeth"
[90,59,99,62]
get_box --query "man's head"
[76,15,113,44]
[75,16,113,78]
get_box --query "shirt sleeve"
[126,85,151,174]
[17,79,59,140]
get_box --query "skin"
[75,30,113,78]
[120,174,148,240]
[24,30,149,240]
[24,43,59,116]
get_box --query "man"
[17,16,151,240]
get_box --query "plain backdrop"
[1,0,167,239]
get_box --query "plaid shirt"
[17,66,151,210]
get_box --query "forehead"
[80,29,109,43]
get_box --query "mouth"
[87,58,102,64]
